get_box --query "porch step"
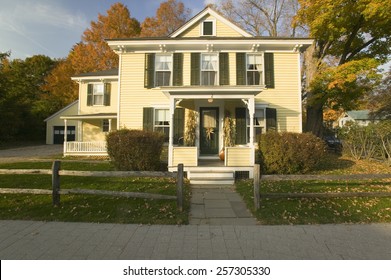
[188,170,235,185]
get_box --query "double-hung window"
[155,54,172,87]
[247,54,263,85]
[102,119,110,133]
[201,54,218,85]
[92,84,104,105]
[87,83,110,106]
[154,109,170,141]
[247,108,265,143]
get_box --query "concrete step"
[188,170,235,185]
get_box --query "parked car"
[323,135,343,154]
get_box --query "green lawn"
[236,179,391,225]
[0,161,190,225]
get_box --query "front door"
[200,107,219,155]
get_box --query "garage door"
[53,126,75,144]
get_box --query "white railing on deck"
[64,141,107,156]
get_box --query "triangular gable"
[44,100,79,122]
[169,7,252,38]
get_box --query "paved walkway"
[189,186,258,225]
[0,145,63,163]
[1,220,390,260]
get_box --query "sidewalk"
[1,220,390,260]
[189,186,258,225]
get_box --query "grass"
[0,162,190,224]
[0,161,114,171]
[236,179,391,225]
[241,153,391,225]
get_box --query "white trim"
[200,19,216,36]
[170,7,252,38]
[71,76,118,81]
[297,52,303,133]
[117,53,122,129]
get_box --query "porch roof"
[161,86,264,99]
[60,113,117,120]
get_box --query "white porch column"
[248,97,255,165]
[168,97,175,167]
[63,119,68,155]
[108,119,112,131]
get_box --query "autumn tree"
[73,2,141,72]
[296,0,391,136]
[140,0,191,37]
[217,0,302,37]
[44,2,141,114]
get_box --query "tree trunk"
[305,102,324,137]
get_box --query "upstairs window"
[201,54,218,85]
[247,54,263,85]
[87,83,111,106]
[202,20,215,36]
[155,54,172,87]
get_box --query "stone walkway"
[189,186,258,225]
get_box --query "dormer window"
[201,20,215,36]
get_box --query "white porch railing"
[64,141,107,156]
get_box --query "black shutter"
[236,53,246,85]
[104,83,111,106]
[173,108,185,145]
[87,84,93,106]
[173,53,183,86]
[219,53,229,85]
[264,53,275,88]
[144,53,155,88]
[191,53,200,86]
[235,107,247,144]
[143,107,154,131]
[266,108,277,131]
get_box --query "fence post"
[254,164,260,210]
[52,160,61,206]
[176,163,184,212]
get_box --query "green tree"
[296,0,391,136]
[0,55,56,142]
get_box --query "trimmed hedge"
[258,132,326,174]
[106,129,165,171]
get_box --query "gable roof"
[169,6,252,38]
[346,110,370,120]
[44,100,79,122]
[72,68,118,78]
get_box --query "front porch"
[60,113,116,157]
[164,86,264,179]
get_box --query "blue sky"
[0,0,217,59]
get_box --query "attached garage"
[53,126,76,144]
[44,101,79,145]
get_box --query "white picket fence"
[64,141,107,156]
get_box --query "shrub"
[339,121,391,164]
[258,132,326,174]
[106,129,165,171]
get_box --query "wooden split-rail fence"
[0,161,185,211]
[253,164,391,209]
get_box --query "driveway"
[0,145,63,163]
